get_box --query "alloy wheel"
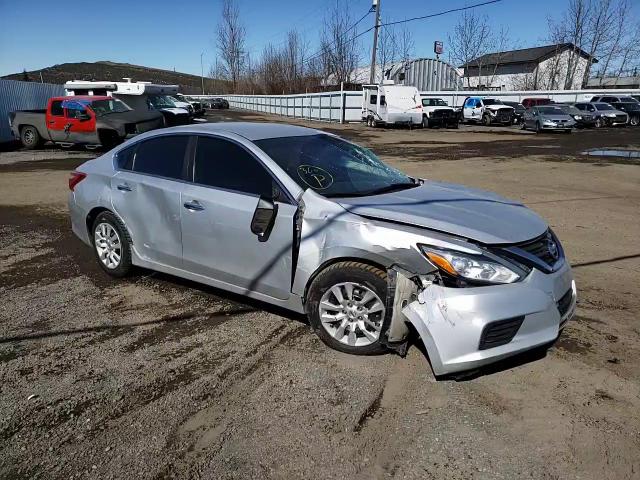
[94,222,122,269]
[318,282,385,347]
[23,129,34,144]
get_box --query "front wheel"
[535,121,542,133]
[483,115,492,126]
[630,115,639,126]
[422,116,429,128]
[594,118,603,128]
[92,211,133,277]
[306,262,388,355]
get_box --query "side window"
[370,94,377,105]
[50,100,64,116]
[116,144,136,170]
[464,98,473,108]
[603,97,616,103]
[475,100,482,108]
[133,135,188,179]
[194,136,273,197]
[380,95,386,106]
[64,101,87,119]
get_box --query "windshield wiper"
[334,182,418,198]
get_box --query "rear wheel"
[306,261,388,355]
[20,125,42,149]
[91,211,132,277]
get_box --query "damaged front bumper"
[402,261,576,376]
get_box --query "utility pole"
[369,0,381,84]
[200,52,205,95]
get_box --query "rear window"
[131,135,188,179]
[50,100,63,116]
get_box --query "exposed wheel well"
[303,256,389,301]
[85,207,112,242]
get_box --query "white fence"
[193,87,640,124]
[0,79,65,143]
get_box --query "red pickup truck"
[8,96,164,149]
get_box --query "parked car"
[574,102,628,128]
[362,84,423,127]
[420,97,458,128]
[502,101,526,124]
[522,105,576,133]
[555,104,596,128]
[146,95,191,126]
[521,98,552,109]
[8,96,164,149]
[462,97,514,126]
[68,123,576,376]
[175,94,205,117]
[169,95,195,117]
[208,98,229,109]
[590,95,640,126]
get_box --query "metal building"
[386,58,462,92]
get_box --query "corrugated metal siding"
[389,58,462,91]
[0,79,65,143]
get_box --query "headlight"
[573,115,582,120]
[419,246,521,284]
[606,113,616,117]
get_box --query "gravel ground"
[1,110,639,479]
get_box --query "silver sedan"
[68,123,576,376]
[523,105,576,133]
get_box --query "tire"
[20,125,42,150]
[306,261,388,355]
[422,116,429,128]
[595,118,603,128]
[483,115,492,126]
[630,115,639,126]
[91,211,133,278]
[535,121,542,133]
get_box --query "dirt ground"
[1,110,639,480]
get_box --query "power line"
[301,0,503,69]
[379,0,502,28]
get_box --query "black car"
[503,101,526,124]
[209,98,230,109]
[575,102,628,128]
[590,95,640,126]
[556,104,596,128]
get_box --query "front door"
[62,100,98,144]
[45,99,68,142]
[180,135,296,300]
[110,134,189,267]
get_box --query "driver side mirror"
[251,196,278,242]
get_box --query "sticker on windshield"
[297,165,333,190]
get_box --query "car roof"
[151,122,322,141]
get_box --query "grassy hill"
[2,61,227,95]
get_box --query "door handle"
[48,120,55,124]
[117,184,132,192]
[183,201,204,211]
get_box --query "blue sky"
[0,0,635,77]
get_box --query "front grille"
[557,288,573,318]
[432,110,453,119]
[517,232,557,266]
[479,316,525,350]
[616,114,627,122]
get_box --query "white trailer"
[361,82,423,127]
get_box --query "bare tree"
[318,0,360,86]
[217,0,247,92]
[580,0,616,86]
[376,24,398,83]
[447,10,494,88]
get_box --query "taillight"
[69,171,87,191]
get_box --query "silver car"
[68,123,576,376]
[523,105,576,133]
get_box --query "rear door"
[111,134,190,267]
[180,135,297,300]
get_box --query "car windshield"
[255,134,416,198]
[482,99,503,105]
[88,99,131,116]
[538,106,565,114]
[594,103,613,111]
[148,95,177,108]
[422,98,448,107]
[620,97,638,103]
[558,105,580,114]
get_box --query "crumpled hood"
[486,104,514,112]
[335,181,548,244]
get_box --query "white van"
[362,82,423,127]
